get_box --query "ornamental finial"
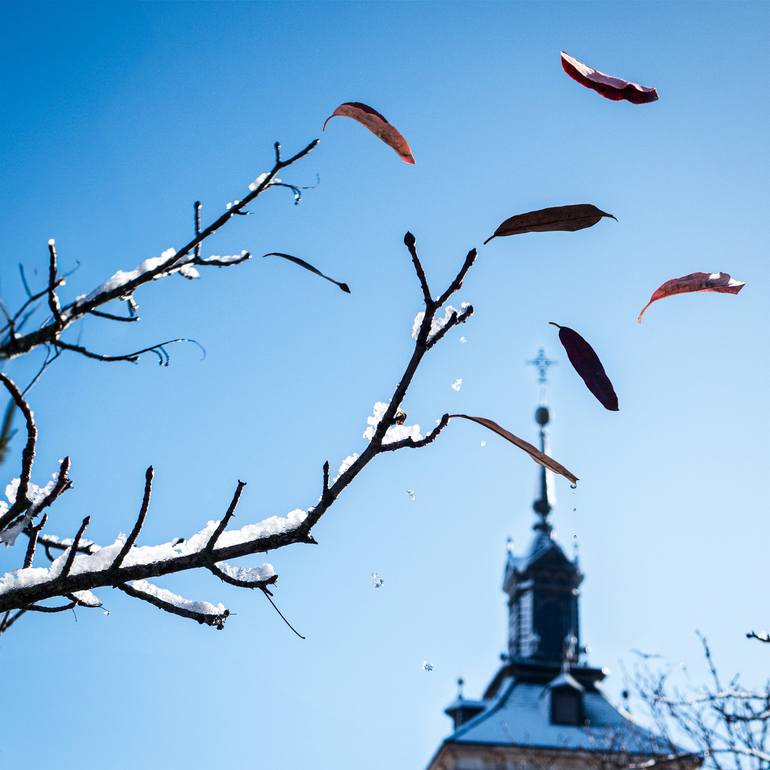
[527,348,557,386]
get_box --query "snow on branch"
[0,138,320,366]
[119,580,229,629]
[0,229,479,636]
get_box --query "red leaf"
[484,204,615,244]
[561,51,658,104]
[323,102,415,164]
[550,323,618,412]
[448,414,578,485]
[637,272,746,323]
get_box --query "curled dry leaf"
[637,272,746,323]
[448,414,578,485]
[484,204,615,244]
[262,252,351,294]
[323,102,415,164]
[561,51,658,104]
[550,323,618,411]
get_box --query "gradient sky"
[1,2,768,769]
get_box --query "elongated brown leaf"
[448,414,578,485]
[484,204,616,244]
[550,323,618,411]
[323,102,415,164]
[262,253,351,293]
[561,51,658,104]
[637,272,746,323]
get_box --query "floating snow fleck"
[129,579,226,616]
[371,572,383,588]
[480,440,487,447]
[179,264,200,280]
[451,378,463,392]
[334,453,359,482]
[215,562,276,584]
[406,489,416,502]
[422,661,434,672]
[85,248,177,301]
[459,336,467,344]
[363,402,422,445]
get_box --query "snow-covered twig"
[0,230,478,635]
[0,138,319,365]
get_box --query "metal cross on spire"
[527,348,557,386]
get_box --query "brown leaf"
[262,252,350,293]
[550,323,618,411]
[484,204,616,244]
[561,51,659,104]
[637,272,746,323]
[323,102,415,164]
[448,414,578,485]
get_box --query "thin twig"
[111,467,154,571]
[0,373,37,531]
[60,516,90,579]
[47,240,64,329]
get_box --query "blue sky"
[0,2,768,768]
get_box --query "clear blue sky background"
[0,2,768,768]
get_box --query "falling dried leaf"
[448,414,578,485]
[637,272,746,323]
[323,102,415,164]
[484,204,615,244]
[550,323,618,411]
[262,252,350,293]
[561,51,658,104]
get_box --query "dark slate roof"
[443,676,673,755]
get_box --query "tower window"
[551,688,582,725]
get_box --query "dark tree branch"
[404,232,433,308]
[426,304,474,349]
[54,337,204,366]
[0,138,320,363]
[23,513,48,569]
[379,413,451,452]
[111,467,154,571]
[204,481,246,553]
[117,582,229,629]
[437,248,477,306]
[0,231,478,634]
[23,601,77,613]
[46,240,64,329]
[0,609,25,634]
[60,517,91,580]
[0,373,37,531]
[261,590,305,639]
[88,309,139,323]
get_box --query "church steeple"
[503,350,582,665]
[427,350,696,770]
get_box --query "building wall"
[428,743,701,770]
